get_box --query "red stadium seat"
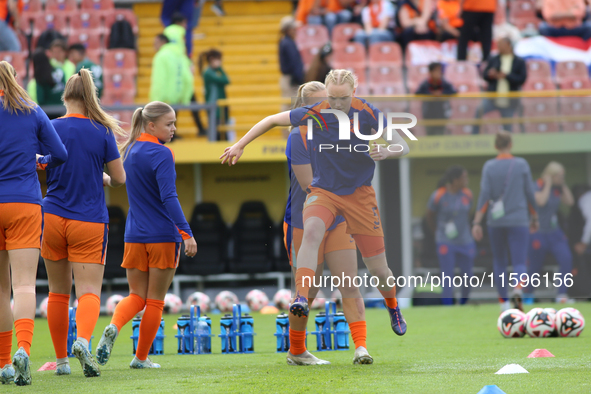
[101,90,135,105]
[405,40,440,67]
[299,46,320,69]
[68,11,103,35]
[332,23,362,48]
[406,64,430,93]
[368,42,402,66]
[368,65,403,85]
[45,0,77,12]
[522,97,559,133]
[510,16,540,31]
[555,61,589,83]
[0,52,26,77]
[447,99,480,135]
[525,59,552,81]
[81,0,114,11]
[332,43,367,69]
[295,25,329,50]
[509,0,536,19]
[103,73,136,95]
[32,13,69,37]
[559,79,591,90]
[104,9,138,35]
[455,82,480,93]
[444,61,480,84]
[68,30,103,50]
[494,0,507,25]
[86,49,102,65]
[373,97,409,114]
[22,0,42,14]
[103,49,137,76]
[370,83,406,96]
[559,96,591,132]
[522,78,556,91]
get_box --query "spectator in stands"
[0,0,21,51]
[279,17,304,110]
[473,38,526,135]
[68,43,104,98]
[349,0,369,25]
[415,62,456,135]
[49,40,76,81]
[397,0,437,47]
[296,0,354,34]
[353,0,395,47]
[161,0,195,56]
[27,48,66,117]
[538,0,591,40]
[199,48,230,140]
[305,42,333,83]
[437,0,462,41]
[456,0,495,61]
[163,12,189,56]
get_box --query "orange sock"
[379,287,398,309]
[14,319,34,355]
[47,292,70,359]
[295,267,316,299]
[76,293,101,342]
[289,328,307,355]
[349,320,367,349]
[0,330,12,368]
[111,294,146,332]
[135,299,164,361]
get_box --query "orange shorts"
[121,242,181,272]
[286,222,356,267]
[303,185,384,237]
[0,203,42,251]
[41,213,109,264]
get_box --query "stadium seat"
[368,42,403,66]
[509,0,536,19]
[32,13,69,38]
[332,43,367,69]
[68,11,103,35]
[101,90,135,105]
[374,97,409,114]
[22,0,42,14]
[368,65,403,85]
[104,9,138,35]
[525,59,552,81]
[45,0,77,12]
[522,78,556,91]
[559,96,591,132]
[81,0,114,11]
[370,83,406,96]
[522,97,559,133]
[103,49,138,76]
[104,206,127,279]
[299,46,320,69]
[555,61,589,83]
[103,73,136,95]
[179,203,229,276]
[494,0,507,24]
[406,64,430,93]
[332,23,362,48]
[230,201,274,274]
[86,49,102,65]
[68,30,104,50]
[0,52,26,77]
[559,79,591,90]
[295,25,329,50]
[447,99,480,135]
[444,61,480,84]
[455,82,480,93]
[510,16,540,31]
[405,40,440,67]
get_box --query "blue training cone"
[477,385,506,394]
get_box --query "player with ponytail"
[96,101,197,370]
[0,61,67,386]
[41,68,126,378]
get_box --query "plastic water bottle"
[314,312,328,350]
[333,312,349,350]
[240,314,254,352]
[275,314,289,352]
[220,314,234,353]
[194,318,209,354]
[199,316,212,353]
[176,315,191,354]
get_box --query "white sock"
[56,357,69,366]
[76,337,89,349]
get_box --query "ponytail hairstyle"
[63,68,126,140]
[0,61,36,114]
[120,101,174,160]
[324,69,358,92]
[198,48,222,75]
[290,81,326,132]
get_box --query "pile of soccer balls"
[497,307,585,338]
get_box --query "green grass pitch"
[6,303,591,393]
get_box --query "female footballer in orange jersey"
[96,101,197,369]
[284,81,372,366]
[222,69,409,339]
[41,69,126,378]
[0,61,67,385]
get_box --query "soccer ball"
[164,293,183,314]
[273,289,292,310]
[39,297,49,318]
[497,308,527,338]
[544,308,558,337]
[311,290,326,309]
[246,289,269,312]
[186,291,211,313]
[525,307,556,337]
[555,307,585,337]
[215,290,239,312]
[106,294,124,315]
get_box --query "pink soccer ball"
[215,291,239,312]
[245,289,269,312]
[164,293,183,314]
[525,307,556,338]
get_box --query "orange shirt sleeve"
[296,0,314,23]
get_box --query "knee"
[367,265,392,281]
[302,223,325,248]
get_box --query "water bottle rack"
[131,317,165,356]
[66,307,93,357]
[219,304,255,354]
[274,329,291,353]
[175,305,213,355]
[310,301,350,352]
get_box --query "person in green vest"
[49,39,76,81]
[27,48,66,118]
[68,43,104,98]
[199,48,230,140]
[163,13,188,57]
[150,34,193,106]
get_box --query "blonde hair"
[121,101,174,160]
[63,68,126,140]
[494,131,512,150]
[0,61,36,114]
[542,161,564,178]
[324,69,358,91]
[292,81,326,109]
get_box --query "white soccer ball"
[245,289,269,312]
[497,308,527,338]
[39,297,49,318]
[311,290,326,309]
[186,291,211,313]
[106,294,124,315]
[215,290,239,312]
[525,307,556,338]
[164,293,183,314]
[273,289,292,310]
[555,307,585,337]
[544,308,558,337]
